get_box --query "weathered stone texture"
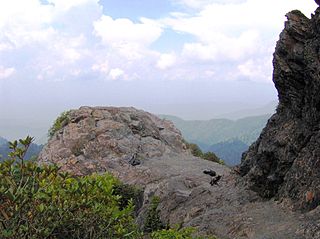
[240,9,320,212]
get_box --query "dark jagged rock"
[203,169,217,177]
[240,9,320,211]
[210,175,222,186]
[128,153,142,166]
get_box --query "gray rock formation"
[240,9,320,214]
[39,106,319,238]
[39,106,188,176]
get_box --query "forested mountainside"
[160,114,269,165]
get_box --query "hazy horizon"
[0,99,276,144]
[0,0,317,142]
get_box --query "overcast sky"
[0,0,317,123]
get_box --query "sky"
[0,0,317,132]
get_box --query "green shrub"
[202,152,220,163]
[186,142,222,165]
[187,143,203,158]
[0,137,140,239]
[151,227,218,239]
[143,197,219,239]
[144,196,165,233]
[113,182,143,212]
[0,137,220,239]
[48,110,71,138]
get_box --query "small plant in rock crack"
[144,196,166,233]
[48,110,71,138]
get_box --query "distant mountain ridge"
[0,136,43,161]
[0,101,277,145]
[0,136,7,145]
[160,114,270,165]
[160,114,270,145]
[217,101,277,119]
[208,139,248,166]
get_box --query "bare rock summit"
[39,106,188,177]
[38,105,320,238]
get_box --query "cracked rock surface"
[39,106,319,238]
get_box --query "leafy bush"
[0,137,140,239]
[48,110,71,138]
[186,142,223,165]
[151,227,218,239]
[144,197,218,238]
[202,152,220,163]
[0,137,220,239]
[144,196,166,233]
[0,140,42,162]
[113,182,143,212]
[187,143,203,158]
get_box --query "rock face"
[38,106,233,235]
[39,106,320,238]
[39,106,188,176]
[240,9,320,211]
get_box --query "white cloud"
[160,0,316,82]
[182,30,260,61]
[0,66,15,79]
[0,1,52,28]
[237,58,272,82]
[93,16,163,46]
[0,1,53,48]
[47,0,96,12]
[93,16,163,61]
[157,53,177,70]
[52,35,86,63]
[2,0,316,123]
[174,0,244,9]
[109,68,124,80]
[166,0,315,41]
[175,0,315,13]
[0,0,316,86]
[0,0,102,82]
[92,61,109,73]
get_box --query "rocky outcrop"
[240,9,320,212]
[37,8,320,238]
[38,107,235,235]
[39,106,188,176]
[39,106,320,238]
